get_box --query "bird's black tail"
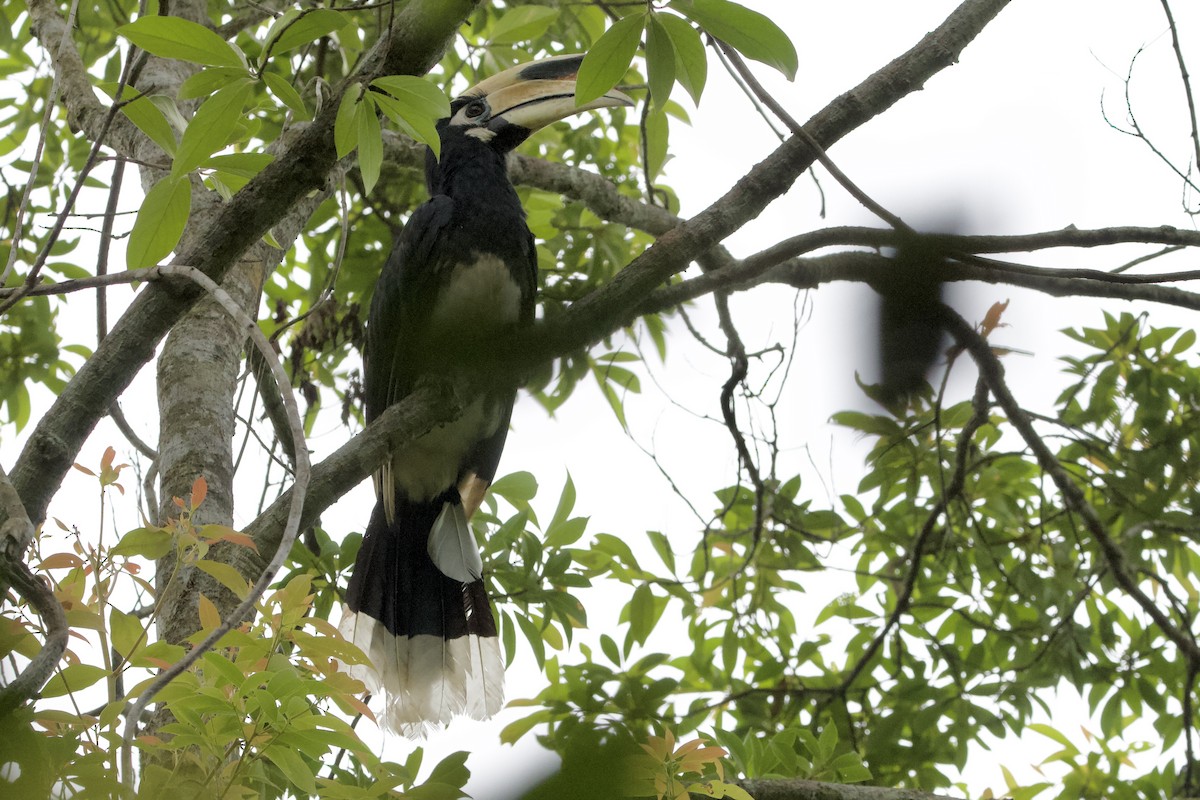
[340,492,503,736]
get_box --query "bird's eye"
[464,101,487,119]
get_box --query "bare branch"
[738,779,963,800]
[714,43,911,233]
[1157,0,1200,199]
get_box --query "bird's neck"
[426,140,522,214]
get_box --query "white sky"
[3,0,1198,797]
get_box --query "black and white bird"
[340,55,631,735]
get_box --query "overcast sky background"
[3,0,1198,796]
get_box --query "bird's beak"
[461,54,634,132]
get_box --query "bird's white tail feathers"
[339,609,504,737]
[428,500,484,582]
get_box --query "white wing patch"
[428,500,484,582]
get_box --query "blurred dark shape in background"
[873,229,954,405]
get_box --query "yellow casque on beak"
[461,54,634,132]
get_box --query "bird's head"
[440,54,633,154]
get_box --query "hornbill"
[341,55,631,735]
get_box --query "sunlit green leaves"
[334,83,363,159]
[332,74,449,194]
[669,0,798,80]
[261,8,349,62]
[657,13,707,104]
[172,79,253,177]
[577,11,645,106]
[126,176,190,269]
[645,14,676,108]
[370,74,449,158]
[111,89,178,156]
[488,6,560,45]
[117,15,244,69]
[356,96,382,195]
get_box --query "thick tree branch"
[738,779,962,800]
[0,466,68,716]
[8,0,480,537]
[644,225,1200,311]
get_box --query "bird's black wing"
[364,195,456,424]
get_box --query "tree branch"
[738,778,962,800]
[643,225,1200,311]
[0,465,68,716]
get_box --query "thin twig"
[714,43,912,234]
[1157,0,1200,201]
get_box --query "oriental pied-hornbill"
[341,55,631,736]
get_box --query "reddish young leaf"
[191,475,208,510]
[980,299,1010,337]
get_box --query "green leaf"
[334,84,363,159]
[645,14,676,108]
[263,8,349,59]
[642,105,669,182]
[489,6,560,44]
[658,13,707,104]
[263,745,317,794]
[119,165,178,261]
[117,16,245,69]
[112,90,178,156]
[172,79,252,177]
[41,663,110,698]
[628,583,654,646]
[426,751,470,788]
[357,96,382,195]
[111,524,173,560]
[670,0,798,80]
[370,75,449,158]
[203,152,274,178]
[490,471,538,504]
[549,473,577,532]
[195,558,250,600]
[576,12,645,106]
[370,75,450,121]
[110,607,145,660]
[178,66,248,101]
[600,633,621,666]
[263,71,310,120]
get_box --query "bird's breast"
[429,252,523,333]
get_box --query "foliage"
[2,1,1199,799]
